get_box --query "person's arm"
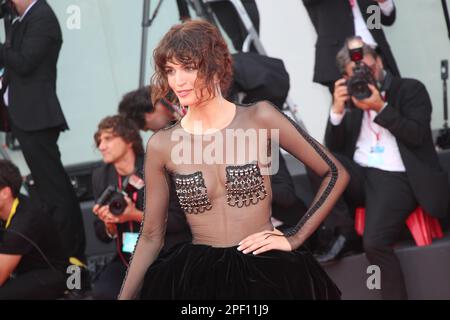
[239,102,349,254]
[0,254,22,286]
[176,0,191,21]
[375,0,396,26]
[324,78,348,152]
[325,111,348,153]
[262,102,349,249]
[374,81,431,148]
[0,14,59,76]
[118,133,170,300]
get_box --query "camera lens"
[109,196,127,216]
[349,79,371,100]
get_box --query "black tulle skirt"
[140,242,341,300]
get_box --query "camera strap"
[366,111,383,144]
[117,176,138,233]
[5,198,19,229]
[117,176,138,202]
[365,88,387,145]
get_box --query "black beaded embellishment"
[173,172,212,214]
[225,162,267,208]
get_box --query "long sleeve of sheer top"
[118,132,169,300]
[256,101,349,250]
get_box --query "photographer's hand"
[93,204,118,238]
[332,78,349,114]
[93,204,111,222]
[352,84,385,112]
[103,196,144,224]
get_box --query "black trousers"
[310,154,417,300]
[10,123,86,260]
[210,0,260,52]
[0,269,66,299]
[92,256,127,300]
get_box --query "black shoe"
[314,234,361,265]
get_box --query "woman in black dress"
[119,19,349,300]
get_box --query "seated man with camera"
[312,36,449,299]
[91,115,191,299]
[0,159,68,299]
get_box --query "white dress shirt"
[329,100,406,172]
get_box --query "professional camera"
[97,174,145,216]
[0,0,15,20]
[96,186,127,216]
[346,38,377,100]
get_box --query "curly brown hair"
[94,115,144,156]
[152,19,233,106]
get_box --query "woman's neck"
[182,96,236,133]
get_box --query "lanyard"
[366,111,382,143]
[365,91,386,144]
[5,198,19,229]
[117,176,138,202]
[117,175,138,232]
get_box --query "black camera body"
[96,173,144,216]
[96,186,128,216]
[346,44,377,100]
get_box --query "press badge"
[368,145,385,166]
[122,232,139,253]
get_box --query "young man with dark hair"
[0,159,68,299]
[91,115,191,299]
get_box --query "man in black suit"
[303,0,400,92]
[312,37,449,299]
[0,0,86,264]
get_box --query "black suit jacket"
[0,0,68,132]
[325,77,449,218]
[303,0,400,84]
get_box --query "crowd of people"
[0,0,448,300]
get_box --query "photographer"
[311,37,449,299]
[0,0,86,265]
[91,115,191,300]
[91,115,144,300]
[0,159,68,299]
